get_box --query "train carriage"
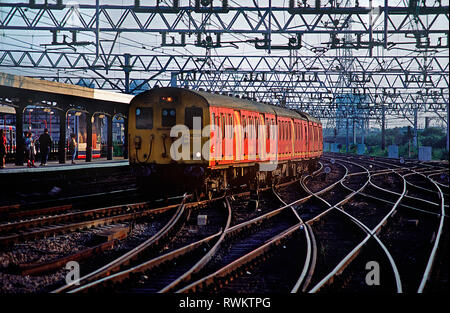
[129,87,322,198]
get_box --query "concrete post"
[58,109,67,163]
[447,102,449,152]
[361,118,365,145]
[346,116,349,153]
[413,108,418,148]
[86,113,93,162]
[14,106,24,165]
[123,118,128,159]
[107,115,113,160]
[352,118,356,145]
[381,105,386,151]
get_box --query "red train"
[129,87,322,198]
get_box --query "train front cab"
[129,88,210,192]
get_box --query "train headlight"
[134,136,142,150]
[195,151,201,159]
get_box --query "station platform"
[0,157,129,175]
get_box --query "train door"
[277,118,282,160]
[241,112,248,160]
[315,123,319,156]
[219,110,227,164]
[263,114,273,160]
[241,110,256,162]
[256,114,264,162]
[209,107,220,166]
[319,124,323,154]
[301,121,306,157]
[224,112,232,162]
[294,120,300,157]
[312,123,317,156]
[233,110,243,163]
[307,122,312,157]
[289,119,294,158]
[250,112,259,161]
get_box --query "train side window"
[251,117,255,139]
[185,107,203,129]
[278,121,281,140]
[243,116,247,139]
[216,116,220,134]
[281,122,284,140]
[287,122,289,140]
[221,114,225,139]
[230,115,234,138]
[226,114,230,139]
[273,119,276,139]
[135,107,153,129]
[162,108,176,127]
[212,113,217,135]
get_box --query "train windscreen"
[185,107,203,129]
[136,107,153,129]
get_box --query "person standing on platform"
[0,129,6,169]
[25,132,36,168]
[38,128,52,166]
[69,134,77,165]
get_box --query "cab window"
[135,107,153,129]
[185,107,203,129]
[162,108,176,127]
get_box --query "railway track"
[1,154,447,293]
[308,155,447,293]
[0,188,141,221]
[0,198,182,246]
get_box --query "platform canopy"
[0,104,15,114]
[0,72,133,106]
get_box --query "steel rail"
[175,223,302,293]
[53,194,191,293]
[68,198,232,293]
[307,160,403,293]
[272,186,313,293]
[328,157,446,292]
[408,169,447,293]
[70,191,301,293]
[159,197,233,293]
[68,232,222,293]
[0,201,179,246]
[158,165,346,293]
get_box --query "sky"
[0,0,448,129]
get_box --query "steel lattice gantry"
[0,0,448,139]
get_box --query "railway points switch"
[94,225,130,243]
[197,215,208,226]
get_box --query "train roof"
[297,111,321,124]
[0,104,15,114]
[194,89,307,120]
[133,87,320,123]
